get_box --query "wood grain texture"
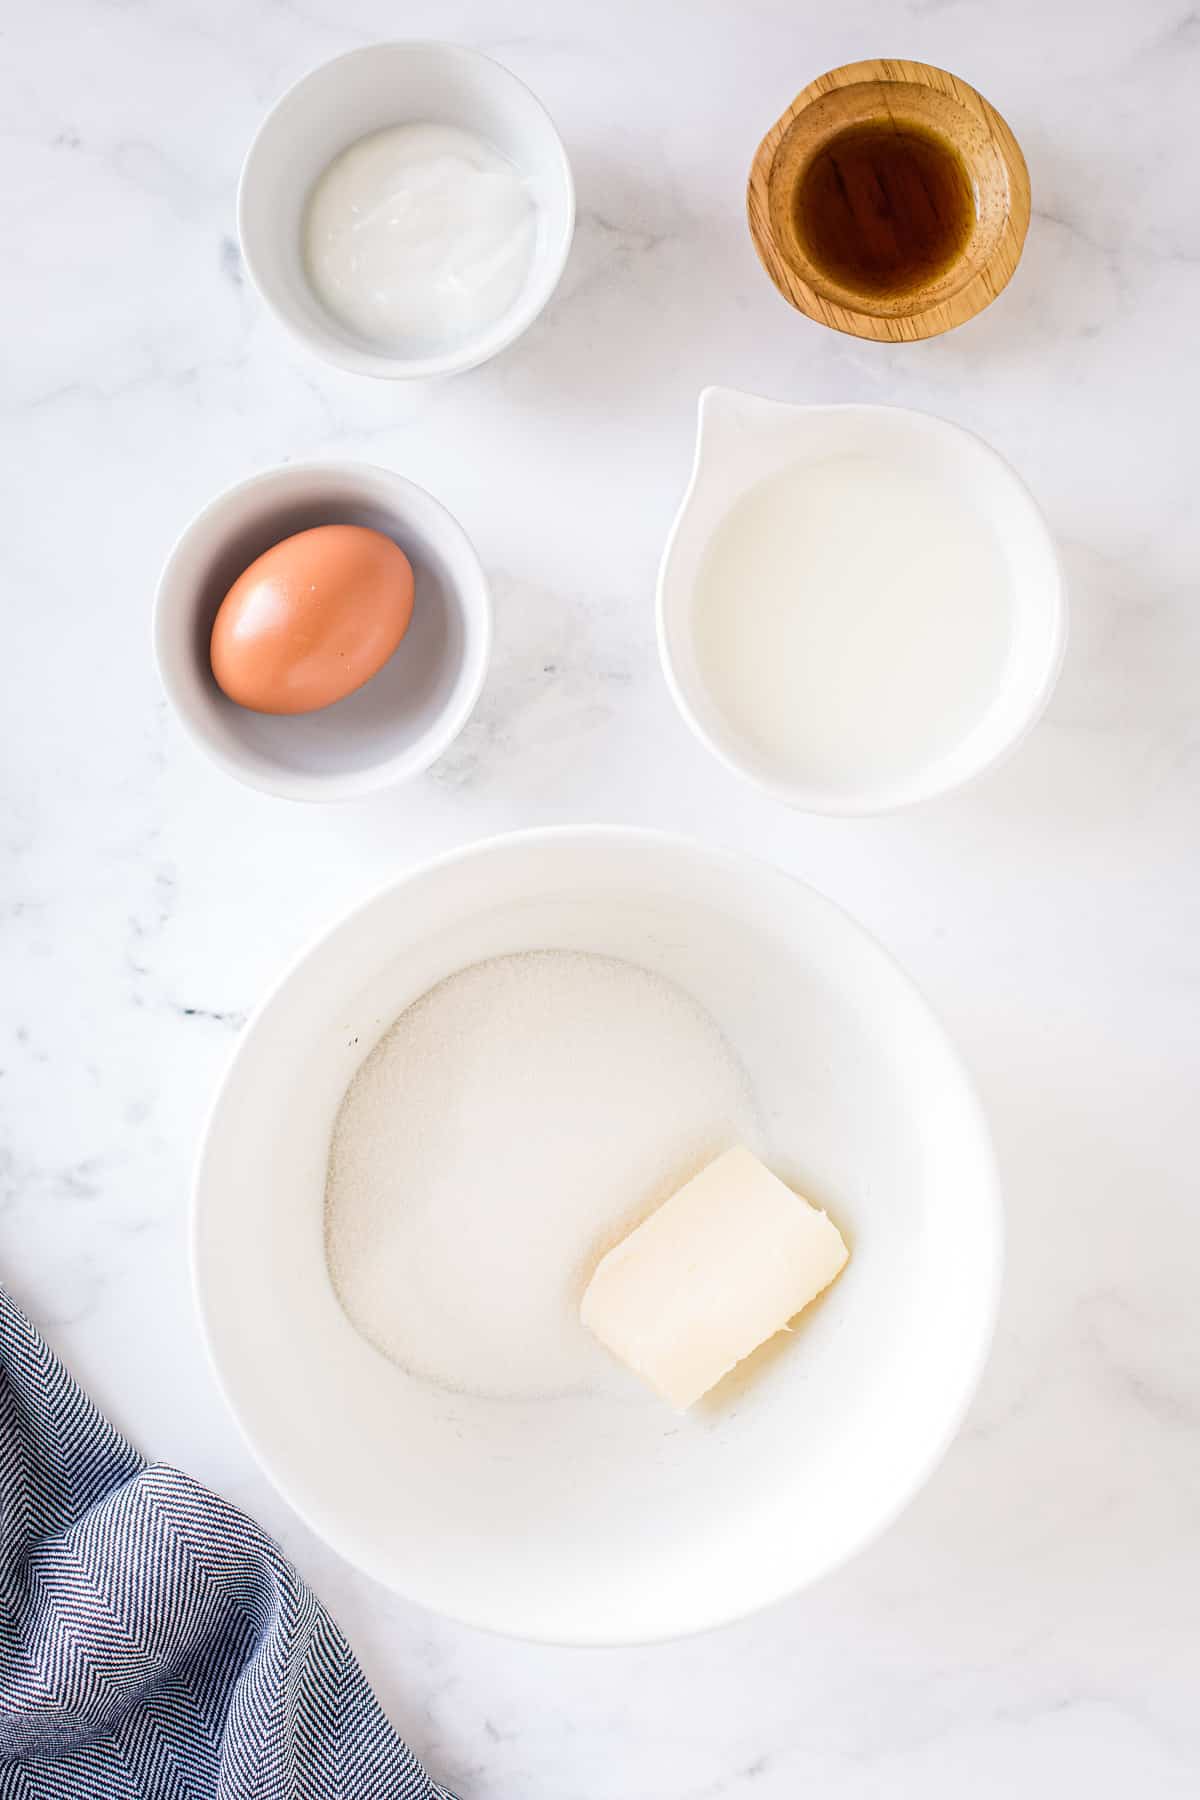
[747,59,1031,342]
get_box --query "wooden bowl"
[747,59,1031,342]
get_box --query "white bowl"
[153,461,491,801]
[238,42,575,378]
[658,389,1067,815]
[193,827,1001,1644]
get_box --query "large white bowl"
[238,43,575,379]
[193,828,1001,1644]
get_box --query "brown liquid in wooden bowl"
[746,60,1030,342]
[791,121,975,301]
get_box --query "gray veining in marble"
[2,2,1198,1794]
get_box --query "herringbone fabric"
[0,1287,453,1799]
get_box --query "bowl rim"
[151,457,494,802]
[190,823,1004,1645]
[237,40,577,380]
[656,394,1068,817]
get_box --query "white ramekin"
[238,42,575,379]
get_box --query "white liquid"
[303,123,537,350]
[692,456,1013,796]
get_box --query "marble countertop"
[4,0,1198,1793]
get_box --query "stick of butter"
[580,1145,849,1410]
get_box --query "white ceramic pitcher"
[656,386,1066,815]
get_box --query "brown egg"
[210,524,415,715]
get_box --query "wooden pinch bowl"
[747,59,1031,342]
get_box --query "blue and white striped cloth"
[0,1285,452,1798]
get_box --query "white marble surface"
[3,0,1199,1792]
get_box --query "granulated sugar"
[324,950,760,1399]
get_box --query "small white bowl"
[193,827,1001,1644]
[238,42,575,379]
[658,389,1067,815]
[153,461,491,801]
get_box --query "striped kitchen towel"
[0,1285,453,1798]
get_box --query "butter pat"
[581,1146,848,1409]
